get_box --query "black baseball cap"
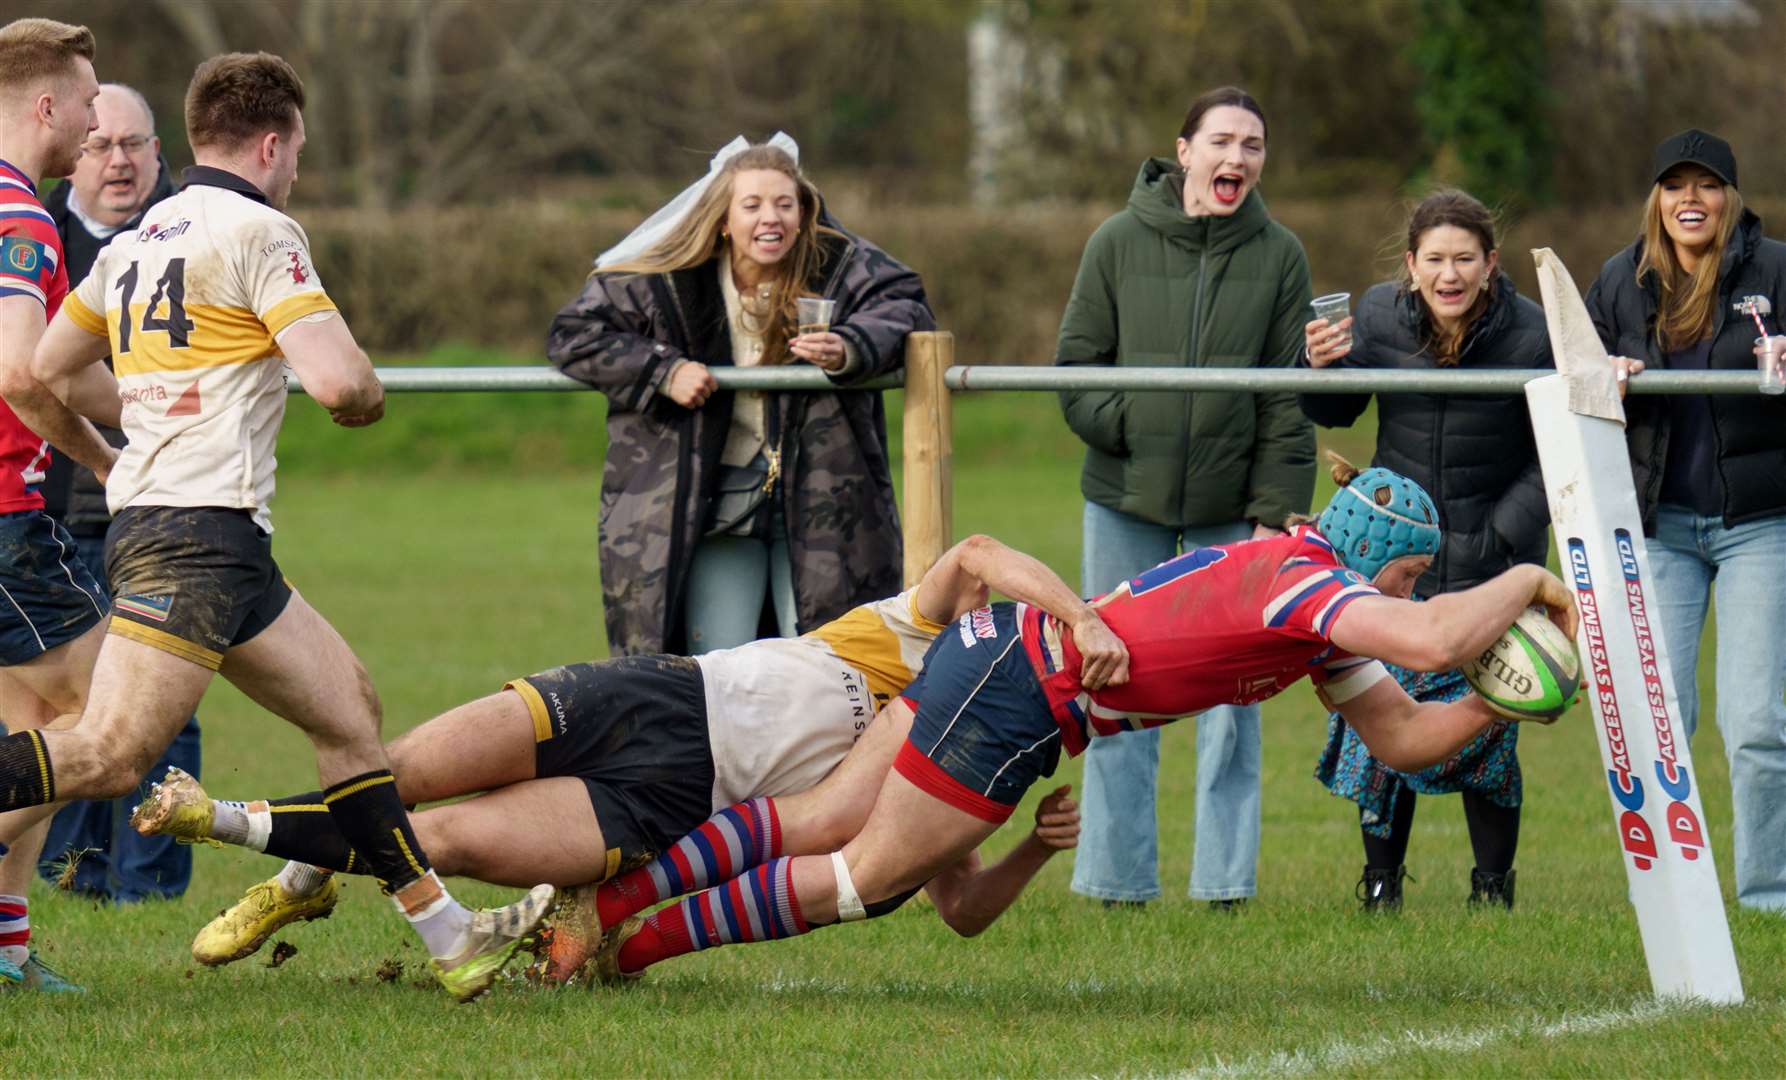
[1652,128,1738,188]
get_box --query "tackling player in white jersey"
[132,534,1125,980]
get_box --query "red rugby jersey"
[1021,525,1385,755]
[0,158,65,512]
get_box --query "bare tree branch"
[151,0,226,58]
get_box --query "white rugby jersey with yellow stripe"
[698,588,948,810]
[62,172,337,532]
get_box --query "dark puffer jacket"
[41,157,178,532]
[1055,158,1315,530]
[1585,209,1786,533]
[1298,275,1552,594]
[547,223,933,655]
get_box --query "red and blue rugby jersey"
[1021,525,1385,756]
[0,158,64,512]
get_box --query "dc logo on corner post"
[1568,538,1653,871]
[1613,529,1706,862]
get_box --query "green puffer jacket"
[1055,158,1316,529]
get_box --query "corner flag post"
[1525,248,1743,1004]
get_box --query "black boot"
[1468,867,1516,910]
[1356,864,1408,912]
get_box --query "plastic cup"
[1311,292,1351,351]
[1756,336,1786,395]
[796,297,836,336]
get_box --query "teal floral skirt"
[1313,661,1521,838]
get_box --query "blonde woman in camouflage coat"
[548,142,933,656]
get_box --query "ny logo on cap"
[1680,132,1706,157]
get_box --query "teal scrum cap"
[1316,466,1441,582]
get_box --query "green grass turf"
[5,386,1782,1076]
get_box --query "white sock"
[390,870,473,960]
[210,800,273,850]
[275,861,331,899]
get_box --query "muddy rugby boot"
[192,875,342,966]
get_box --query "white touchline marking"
[1166,998,1706,1079]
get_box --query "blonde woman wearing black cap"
[1586,128,1786,914]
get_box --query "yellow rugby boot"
[128,766,220,846]
[192,875,341,966]
[431,884,556,1003]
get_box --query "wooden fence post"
[902,331,954,587]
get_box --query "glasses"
[80,135,153,158]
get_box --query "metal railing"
[326,364,1775,396]
[316,339,1776,582]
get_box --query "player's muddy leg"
[222,591,443,891]
[0,677,58,905]
[139,688,544,876]
[0,676,57,859]
[221,590,551,988]
[218,777,607,885]
[0,623,107,843]
[0,669,61,976]
[414,777,604,887]
[383,690,540,804]
[11,634,211,807]
[0,632,205,979]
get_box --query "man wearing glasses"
[37,82,193,905]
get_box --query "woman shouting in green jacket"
[1055,86,1316,912]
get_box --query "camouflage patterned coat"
[547,226,933,655]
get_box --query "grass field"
[4,384,1783,1076]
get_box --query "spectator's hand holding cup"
[1754,335,1786,395]
[1304,292,1353,368]
[790,297,845,371]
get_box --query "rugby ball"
[1462,606,1581,722]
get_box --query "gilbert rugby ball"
[1462,606,1581,722]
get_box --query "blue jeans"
[37,531,199,901]
[1070,503,1260,902]
[684,517,797,655]
[1648,506,1786,912]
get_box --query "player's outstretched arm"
[923,784,1079,938]
[915,534,1129,689]
[1328,563,1576,674]
[278,314,384,427]
[1,298,118,479]
[1323,676,1501,773]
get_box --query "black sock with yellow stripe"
[262,790,362,873]
[321,770,431,893]
[0,731,55,812]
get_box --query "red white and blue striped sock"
[597,797,780,929]
[616,856,808,974]
[0,893,28,967]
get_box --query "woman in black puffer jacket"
[1299,190,1553,911]
[1589,130,1786,915]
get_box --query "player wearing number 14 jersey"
[6,51,552,1002]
